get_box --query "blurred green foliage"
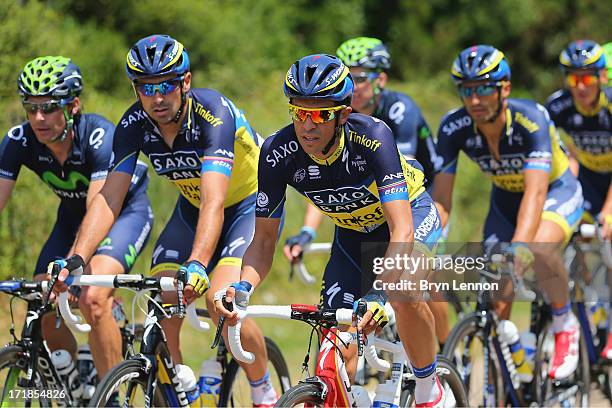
[0,0,607,281]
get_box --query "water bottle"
[76,344,97,400]
[497,320,533,382]
[176,364,201,407]
[50,349,82,398]
[373,381,399,408]
[352,385,372,407]
[519,330,536,371]
[198,358,222,407]
[585,286,599,337]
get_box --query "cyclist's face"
[350,67,385,111]
[567,69,607,110]
[291,98,351,156]
[25,96,77,145]
[461,80,510,124]
[135,72,191,124]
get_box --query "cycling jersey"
[111,88,260,208]
[545,87,612,173]
[0,113,153,275]
[372,89,440,186]
[437,98,569,193]
[256,113,426,233]
[0,114,149,215]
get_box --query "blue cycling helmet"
[126,34,190,81]
[451,45,511,84]
[559,40,606,72]
[284,54,354,105]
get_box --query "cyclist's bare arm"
[282,202,324,261]
[599,181,612,239]
[67,178,107,257]
[189,171,229,266]
[512,169,548,243]
[0,178,15,213]
[432,172,455,228]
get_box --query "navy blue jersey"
[256,113,426,233]
[0,113,148,215]
[373,90,439,184]
[110,88,260,208]
[545,87,612,173]
[436,99,569,193]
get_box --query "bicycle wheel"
[399,355,469,407]
[219,336,291,407]
[273,382,324,407]
[442,313,504,406]
[89,359,165,407]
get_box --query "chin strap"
[173,79,187,123]
[49,104,74,143]
[486,87,505,123]
[321,115,342,155]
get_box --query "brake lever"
[355,299,367,357]
[43,263,60,308]
[175,269,186,319]
[211,298,233,349]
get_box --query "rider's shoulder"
[507,98,551,127]
[437,107,471,138]
[117,101,148,130]
[544,89,573,114]
[3,121,34,146]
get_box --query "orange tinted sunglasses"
[566,73,599,88]
[288,104,346,124]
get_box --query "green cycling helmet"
[18,56,82,102]
[603,42,612,81]
[336,37,391,72]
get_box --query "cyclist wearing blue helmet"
[1,56,153,380]
[218,54,448,407]
[545,40,612,359]
[433,45,584,380]
[52,34,276,406]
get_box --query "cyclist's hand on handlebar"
[213,281,253,325]
[600,213,612,241]
[354,294,389,336]
[506,242,534,277]
[178,260,210,304]
[48,255,85,298]
[283,228,315,263]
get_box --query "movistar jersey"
[111,88,259,208]
[372,89,439,185]
[256,113,426,233]
[0,114,148,214]
[545,87,611,173]
[437,98,569,192]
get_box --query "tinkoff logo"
[42,171,89,190]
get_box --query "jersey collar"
[471,107,513,139]
[308,127,346,166]
[574,90,608,117]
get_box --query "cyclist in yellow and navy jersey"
[546,40,612,360]
[51,35,278,407]
[217,54,449,408]
[433,45,584,381]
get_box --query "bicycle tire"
[442,312,504,406]
[0,344,59,407]
[399,355,468,407]
[219,336,291,407]
[89,358,165,407]
[273,382,324,407]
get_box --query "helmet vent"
[305,66,317,84]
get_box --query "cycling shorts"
[34,193,153,275]
[319,192,442,309]
[578,165,610,220]
[150,194,256,274]
[483,169,583,245]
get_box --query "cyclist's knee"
[79,288,113,325]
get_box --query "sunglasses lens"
[23,102,60,114]
[566,74,578,87]
[288,106,338,123]
[567,73,598,87]
[136,79,180,96]
[458,87,472,98]
[476,85,496,96]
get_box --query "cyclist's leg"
[536,172,584,379]
[79,194,153,377]
[33,205,78,355]
[150,196,195,363]
[205,194,276,405]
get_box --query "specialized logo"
[325,282,342,307]
[265,141,299,167]
[42,171,89,190]
[194,101,224,127]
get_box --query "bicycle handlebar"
[289,243,332,285]
[579,223,612,269]
[57,274,210,333]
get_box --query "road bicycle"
[56,273,291,407]
[225,299,468,407]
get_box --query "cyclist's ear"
[501,81,512,98]
[183,72,192,92]
[339,105,352,124]
[377,72,388,89]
